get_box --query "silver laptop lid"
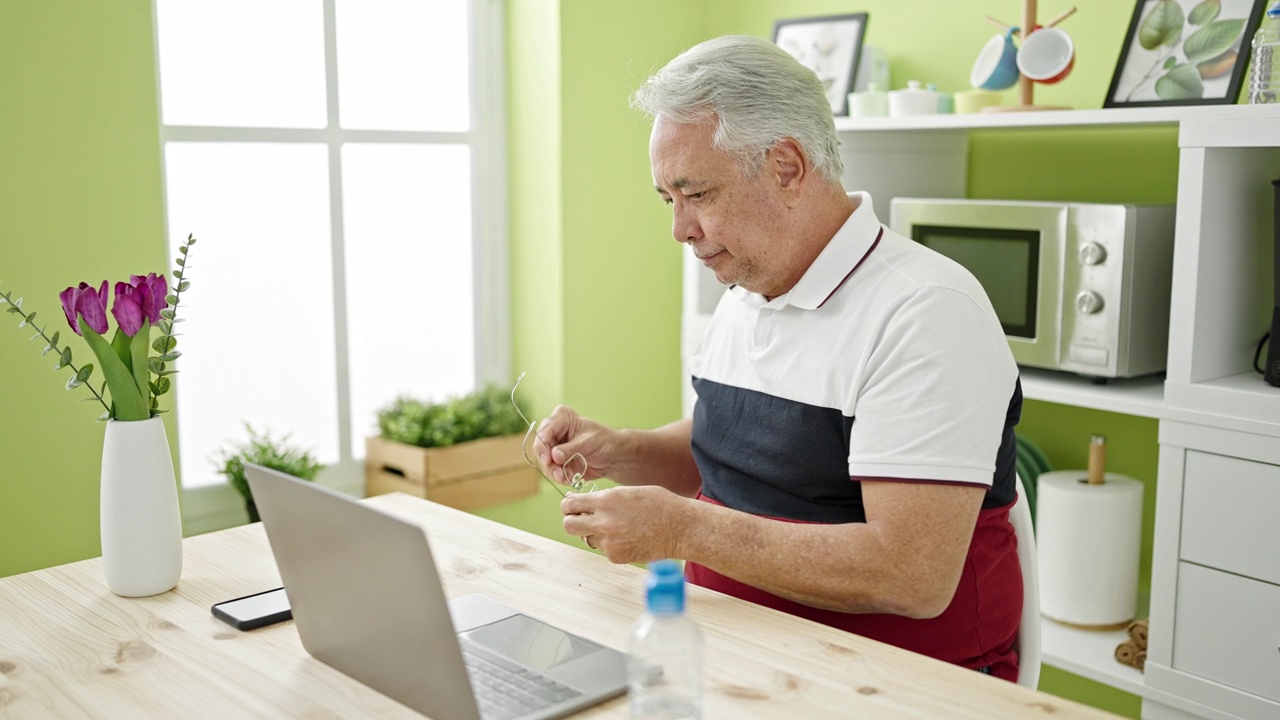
[245,464,629,720]
[246,464,482,720]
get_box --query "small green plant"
[215,423,323,522]
[376,383,528,449]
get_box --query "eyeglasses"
[510,371,596,497]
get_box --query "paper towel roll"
[1036,469,1144,628]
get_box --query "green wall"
[508,0,704,428]
[0,1,170,577]
[507,0,567,421]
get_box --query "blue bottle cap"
[645,559,685,614]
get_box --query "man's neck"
[762,184,859,300]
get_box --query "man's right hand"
[531,405,619,486]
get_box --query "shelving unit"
[681,102,1280,718]
[1041,620,1145,697]
[833,102,1280,132]
[1019,368,1165,419]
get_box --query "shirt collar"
[731,191,882,311]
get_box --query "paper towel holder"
[1036,433,1143,629]
[1086,434,1106,485]
[1066,433,1108,485]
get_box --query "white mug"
[1018,27,1075,84]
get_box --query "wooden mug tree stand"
[984,0,1077,112]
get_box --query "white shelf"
[834,103,1280,133]
[1019,367,1166,419]
[1163,373,1280,438]
[1021,367,1280,437]
[1041,618,1147,698]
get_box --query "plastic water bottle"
[628,560,702,719]
[1248,1,1280,104]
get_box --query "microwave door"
[905,210,1066,371]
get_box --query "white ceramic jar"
[888,80,939,117]
[847,82,889,118]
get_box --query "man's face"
[649,116,791,297]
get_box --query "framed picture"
[772,13,869,116]
[1104,0,1267,107]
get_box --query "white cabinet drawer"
[1182,450,1280,586]
[1173,562,1280,704]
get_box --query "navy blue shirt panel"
[690,376,1023,523]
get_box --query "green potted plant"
[216,423,323,522]
[365,383,537,510]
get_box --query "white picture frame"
[772,13,870,116]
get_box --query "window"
[154,0,507,531]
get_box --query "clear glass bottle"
[1248,1,1280,104]
[628,560,703,720]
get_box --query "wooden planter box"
[364,434,539,511]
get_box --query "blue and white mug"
[970,27,1021,91]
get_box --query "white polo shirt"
[688,191,1021,522]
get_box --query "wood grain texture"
[0,493,1119,719]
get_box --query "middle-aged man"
[533,35,1025,682]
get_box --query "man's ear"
[770,138,808,206]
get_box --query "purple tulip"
[59,281,109,336]
[110,273,170,336]
[112,282,145,336]
[129,272,168,323]
[59,286,79,333]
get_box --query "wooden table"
[0,493,1117,718]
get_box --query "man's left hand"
[561,486,693,564]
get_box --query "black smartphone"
[211,587,292,631]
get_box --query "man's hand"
[561,486,695,564]
[531,405,619,485]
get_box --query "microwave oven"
[889,198,1176,379]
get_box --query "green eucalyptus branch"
[0,288,111,413]
[148,234,197,413]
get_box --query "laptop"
[244,463,630,720]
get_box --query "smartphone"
[211,587,292,631]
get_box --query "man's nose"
[672,206,703,244]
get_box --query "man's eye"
[687,191,706,200]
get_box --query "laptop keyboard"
[462,646,582,720]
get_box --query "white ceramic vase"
[100,417,183,597]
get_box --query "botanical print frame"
[772,13,869,116]
[1104,0,1267,108]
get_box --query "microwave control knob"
[1075,291,1104,315]
[1079,242,1107,265]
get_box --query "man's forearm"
[676,502,913,614]
[609,418,702,496]
[674,481,983,618]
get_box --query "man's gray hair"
[631,35,845,183]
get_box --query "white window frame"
[152,0,509,535]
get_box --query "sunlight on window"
[341,144,475,450]
[154,0,499,507]
[334,0,471,131]
[155,0,327,128]
[164,142,338,489]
